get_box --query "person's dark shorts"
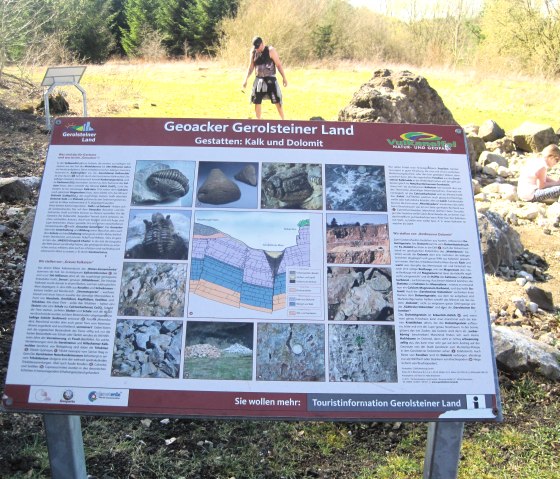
[251,76,282,104]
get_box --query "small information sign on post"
[41,66,87,130]
[2,118,501,477]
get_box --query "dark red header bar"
[50,117,466,154]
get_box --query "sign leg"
[423,421,464,479]
[43,414,87,479]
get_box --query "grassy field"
[25,61,560,131]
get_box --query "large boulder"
[492,326,560,380]
[477,210,524,274]
[338,69,457,125]
[466,135,486,174]
[511,122,559,152]
[0,178,33,202]
[478,119,505,142]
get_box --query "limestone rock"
[18,207,36,241]
[197,168,241,205]
[0,178,33,202]
[338,69,457,125]
[492,326,560,380]
[478,119,505,142]
[466,135,486,173]
[512,122,559,152]
[486,137,516,154]
[478,151,508,168]
[525,285,554,311]
[477,210,524,274]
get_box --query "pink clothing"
[517,157,547,201]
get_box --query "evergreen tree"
[108,0,128,56]
[182,0,238,56]
[159,0,196,56]
[121,0,161,56]
[65,0,117,62]
[195,0,238,55]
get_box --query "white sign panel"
[3,118,501,421]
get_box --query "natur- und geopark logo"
[387,131,457,151]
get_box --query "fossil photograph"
[118,262,187,317]
[328,324,398,382]
[261,162,323,209]
[325,164,387,211]
[131,160,195,206]
[125,210,190,260]
[196,161,258,208]
[183,321,253,380]
[326,213,390,264]
[327,266,394,321]
[111,319,183,379]
[256,323,325,381]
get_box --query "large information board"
[3,118,501,421]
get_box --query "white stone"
[515,204,540,220]
[528,302,539,313]
[546,202,560,220]
[471,179,481,194]
[511,297,526,312]
[516,277,528,286]
[479,151,508,167]
[497,166,513,178]
[6,207,24,216]
[517,271,534,281]
[482,164,498,176]
[482,183,500,194]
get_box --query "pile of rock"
[463,120,560,379]
[112,319,183,378]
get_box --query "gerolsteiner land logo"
[387,131,457,151]
[58,120,97,143]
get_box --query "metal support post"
[423,421,464,479]
[43,414,87,479]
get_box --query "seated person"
[517,144,560,202]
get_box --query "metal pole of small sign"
[43,414,87,479]
[423,421,464,479]
[41,66,88,130]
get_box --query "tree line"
[2,0,560,78]
[1,0,239,74]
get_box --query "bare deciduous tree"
[0,0,53,81]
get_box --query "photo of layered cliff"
[326,213,390,264]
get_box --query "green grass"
[184,355,252,380]
[22,61,560,133]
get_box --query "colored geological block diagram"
[190,221,310,313]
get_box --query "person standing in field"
[242,36,288,120]
[517,144,560,202]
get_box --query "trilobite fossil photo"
[146,168,189,201]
